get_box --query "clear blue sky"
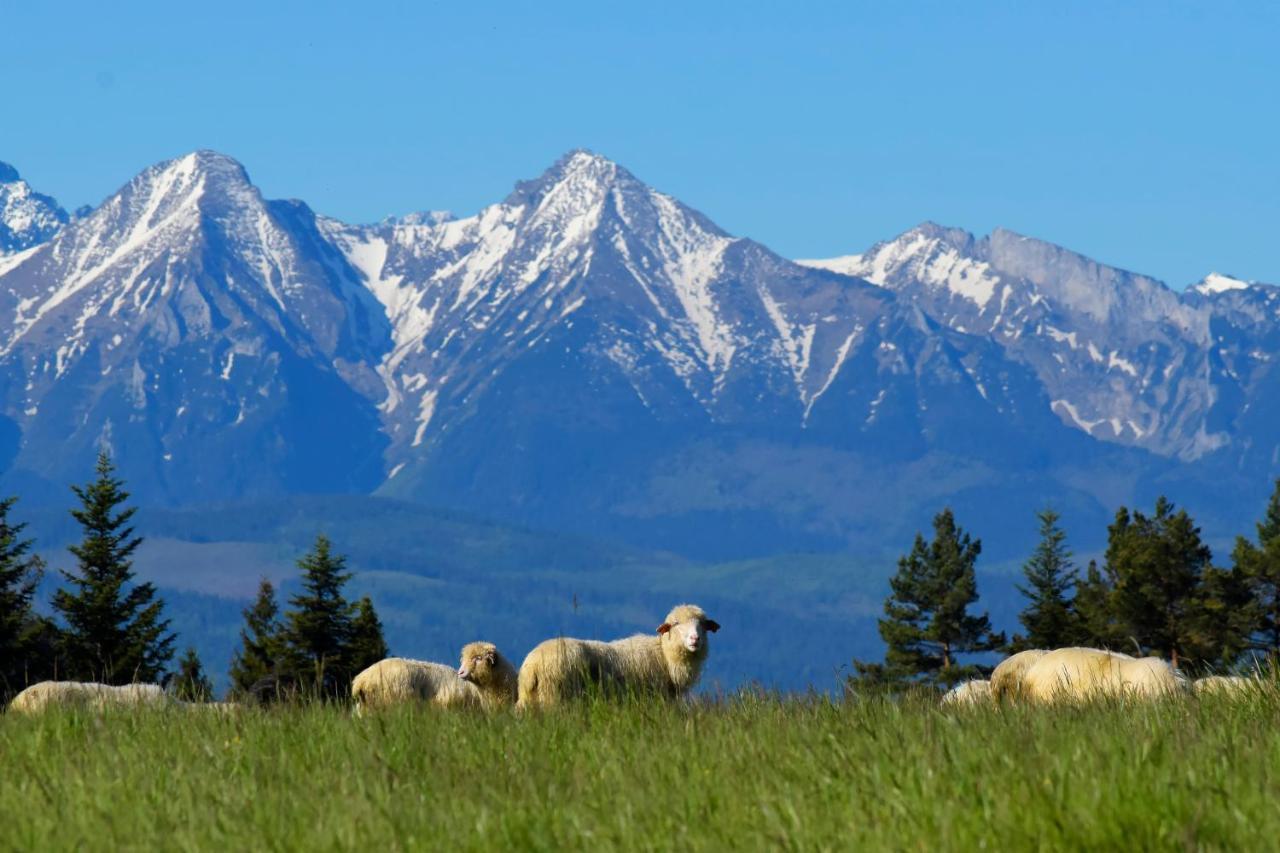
[2,1,1276,286]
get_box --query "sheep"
[941,679,992,707]
[1193,675,1257,697]
[456,641,519,710]
[351,642,516,715]
[516,603,720,709]
[7,681,171,714]
[989,649,1050,701]
[1020,647,1185,703]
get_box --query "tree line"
[852,482,1280,690]
[0,453,388,702]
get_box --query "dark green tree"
[1105,497,1229,667]
[281,535,356,687]
[1231,478,1280,659]
[347,596,389,675]
[0,496,55,696]
[174,646,215,702]
[852,508,1005,689]
[1075,559,1125,649]
[228,579,285,694]
[52,453,174,682]
[1010,509,1083,651]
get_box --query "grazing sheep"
[351,643,517,715]
[1021,647,1184,703]
[941,679,992,707]
[989,649,1050,701]
[1193,675,1256,697]
[517,603,720,709]
[456,641,519,710]
[7,681,171,714]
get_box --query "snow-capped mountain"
[0,161,68,255]
[0,148,1275,558]
[0,150,389,500]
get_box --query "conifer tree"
[347,596,389,675]
[1010,509,1083,651]
[1231,478,1280,658]
[1074,559,1125,650]
[174,646,214,702]
[1106,498,1221,667]
[852,508,1005,689]
[229,579,285,693]
[281,535,356,689]
[0,496,54,695]
[53,453,174,682]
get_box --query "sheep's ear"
[704,620,720,633]
[485,652,496,665]
[657,623,672,635]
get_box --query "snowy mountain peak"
[1189,272,1252,295]
[0,160,69,254]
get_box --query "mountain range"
[2,149,1277,569]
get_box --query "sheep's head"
[458,642,502,685]
[657,604,719,658]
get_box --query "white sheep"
[989,649,1049,701]
[7,681,171,714]
[1020,647,1185,703]
[941,679,992,707]
[1192,675,1257,697]
[351,642,517,715]
[516,603,720,709]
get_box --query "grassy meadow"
[3,690,1280,851]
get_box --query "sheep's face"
[657,605,720,657]
[458,642,500,685]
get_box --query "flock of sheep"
[7,609,1268,716]
[941,647,1263,706]
[7,603,722,715]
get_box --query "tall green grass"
[3,692,1279,850]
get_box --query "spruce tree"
[1231,478,1280,658]
[281,535,356,689]
[1010,509,1083,651]
[53,453,174,682]
[1074,559,1125,649]
[229,578,285,693]
[174,646,214,702]
[852,508,1005,689]
[0,496,54,695]
[347,596,389,675]
[1106,497,1220,667]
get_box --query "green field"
[3,691,1279,851]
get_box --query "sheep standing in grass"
[1021,647,1184,703]
[941,679,991,707]
[352,642,516,715]
[1193,675,1256,697]
[456,641,519,710]
[517,603,720,709]
[7,681,171,714]
[989,649,1049,701]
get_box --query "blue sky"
[1,1,1275,286]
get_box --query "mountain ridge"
[0,148,1276,562]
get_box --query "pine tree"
[0,496,54,696]
[281,535,356,690]
[347,596,388,675]
[1231,478,1280,659]
[174,646,214,702]
[1074,559,1125,649]
[852,508,1005,689]
[1106,497,1220,668]
[229,579,285,694]
[1010,509,1083,651]
[53,453,174,682]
